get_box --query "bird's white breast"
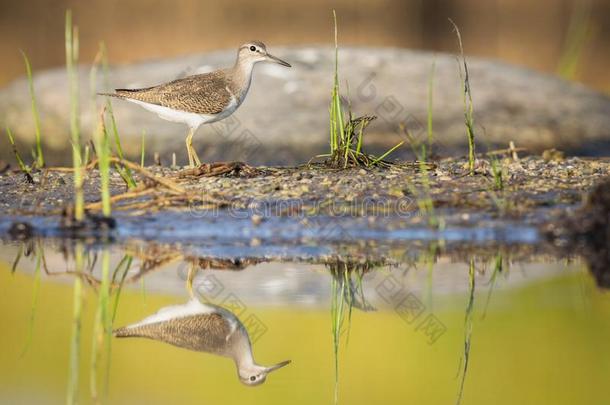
[127,99,217,129]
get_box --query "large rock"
[1,46,609,164]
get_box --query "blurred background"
[1,0,609,92]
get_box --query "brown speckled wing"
[114,71,233,115]
[114,313,232,354]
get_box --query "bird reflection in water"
[114,297,290,385]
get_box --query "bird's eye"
[249,46,256,52]
[250,376,256,381]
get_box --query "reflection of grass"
[11,244,24,274]
[1,265,607,404]
[92,252,136,400]
[423,242,440,310]
[482,253,503,320]
[20,244,42,357]
[456,258,476,405]
[67,243,84,405]
[328,261,375,404]
[111,255,134,323]
[90,249,112,400]
[330,268,347,404]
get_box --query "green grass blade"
[140,130,146,167]
[66,9,84,221]
[371,141,404,165]
[355,120,364,154]
[94,110,111,216]
[21,51,44,168]
[449,19,476,175]
[427,59,436,148]
[6,126,31,175]
[99,42,137,189]
[557,1,593,80]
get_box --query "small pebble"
[251,214,263,226]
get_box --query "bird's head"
[238,41,291,67]
[238,360,291,386]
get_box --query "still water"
[0,239,608,405]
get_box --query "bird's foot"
[178,161,260,178]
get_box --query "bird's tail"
[113,326,139,338]
[98,88,149,99]
[97,91,123,98]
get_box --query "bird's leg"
[186,127,201,167]
[191,146,202,166]
[186,262,196,298]
[185,128,195,167]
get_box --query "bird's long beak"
[265,360,291,373]
[265,53,291,67]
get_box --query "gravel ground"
[0,155,608,224]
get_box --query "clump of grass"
[21,51,44,168]
[325,10,403,168]
[449,19,476,175]
[65,9,84,222]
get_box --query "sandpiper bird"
[113,297,290,386]
[100,41,291,167]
